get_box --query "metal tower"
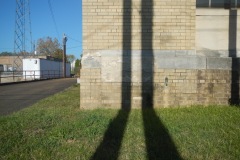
[13,0,33,71]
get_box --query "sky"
[0,0,82,59]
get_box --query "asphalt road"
[0,78,77,116]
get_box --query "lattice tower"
[13,0,33,71]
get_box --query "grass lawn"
[1,84,240,160]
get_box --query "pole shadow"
[90,109,130,159]
[142,109,183,159]
[228,8,239,105]
[141,0,182,159]
[92,0,183,159]
[90,0,132,159]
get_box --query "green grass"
[1,84,240,160]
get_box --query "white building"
[23,58,70,79]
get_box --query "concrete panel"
[207,57,232,70]
[153,50,176,57]
[100,50,153,83]
[81,54,101,69]
[156,56,206,69]
[196,8,240,57]
[101,54,122,82]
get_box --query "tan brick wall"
[0,56,16,65]
[83,0,195,50]
[80,0,232,108]
[153,69,231,107]
[80,69,231,108]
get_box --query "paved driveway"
[0,78,77,116]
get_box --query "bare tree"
[36,37,76,63]
[36,37,60,56]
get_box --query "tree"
[67,54,75,63]
[52,48,63,60]
[36,37,76,62]
[74,59,80,76]
[0,52,14,56]
[36,37,61,56]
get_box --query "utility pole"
[62,34,67,78]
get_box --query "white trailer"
[23,58,70,79]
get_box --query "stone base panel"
[80,50,233,108]
[80,68,231,109]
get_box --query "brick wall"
[80,0,233,108]
[83,0,195,50]
[80,68,231,108]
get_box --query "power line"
[48,0,60,41]
[67,45,82,49]
[66,34,82,43]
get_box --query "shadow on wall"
[228,9,239,105]
[91,0,132,159]
[141,0,182,159]
[91,0,182,159]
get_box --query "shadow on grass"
[91,0,182,159]
[90,109,130,160]
[142,109,182,159]
[91,0,132,159]
[140,0,182,159]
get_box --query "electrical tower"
[14,0,33,71]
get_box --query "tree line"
[0,37,76,63]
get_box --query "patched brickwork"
[153,69,231,107]
[80,68,231,108]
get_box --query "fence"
[0,70,63,84]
